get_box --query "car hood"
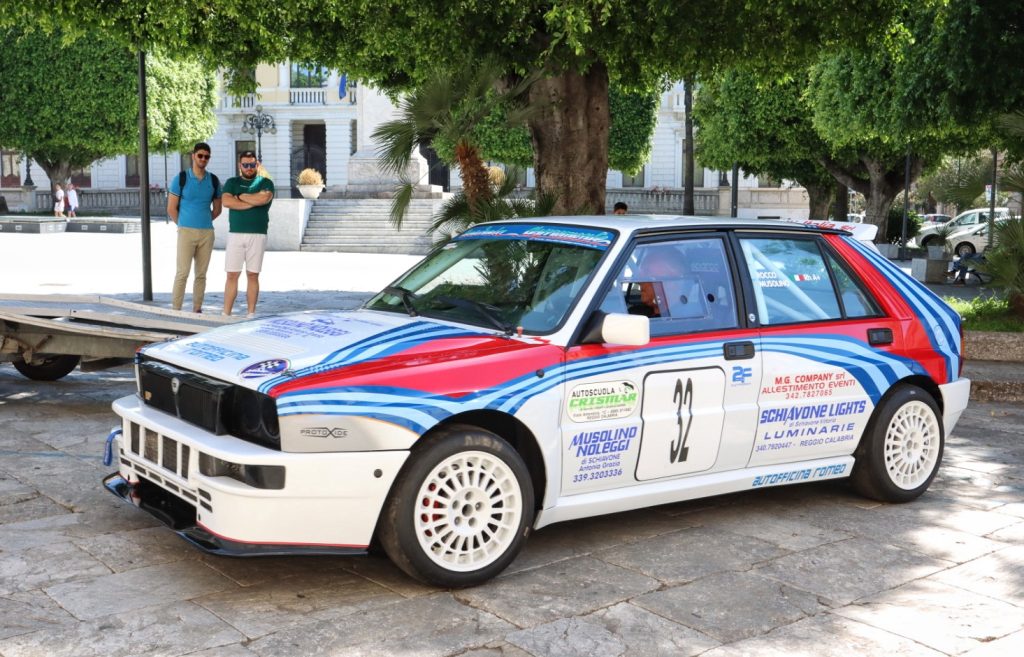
[140,309,517,391]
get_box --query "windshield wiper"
[383,286,419,317]
[436,295,513,335]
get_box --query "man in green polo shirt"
[220,150,275,317]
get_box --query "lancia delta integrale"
[102,216,970,586]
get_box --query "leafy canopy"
[0,25,216,170]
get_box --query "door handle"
[867,328,893,346]
[723,341,755,360]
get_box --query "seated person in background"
[613,202,628,215]
[948,253,986,285]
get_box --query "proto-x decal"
[299,427,349,439]
[567,381,638,422]
[240,359,290,379]
[455,224,614,250]
[751,463,847,488]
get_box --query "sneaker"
[246,312,256,319]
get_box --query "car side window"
[825,251,881,318]
[739,237,842,325]
[599,237,738,336]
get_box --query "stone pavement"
[2,224,1024,656]
[1,367,1022,657]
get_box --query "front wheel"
[379,426,534,587]
[851,385,943,503]
[955,242,976,258]
[12,354,80,381]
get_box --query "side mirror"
[581,311,650,346]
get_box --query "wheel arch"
[855,375,942,459]
[404,411,548,513]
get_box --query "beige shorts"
[225,233,268,273]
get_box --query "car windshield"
[365,224,614,334]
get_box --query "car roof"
[497,214,866,237]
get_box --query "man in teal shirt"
[221,150,275,317]
[167,142,222,312]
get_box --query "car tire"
[378,425,534,587]
[12,355,80,381]
[921,236,939,248]
[851,385,943,503]
[955,242,976,258]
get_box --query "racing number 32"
[671,378,693,463]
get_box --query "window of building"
[125,155,139,187]
[622,166,645,188]
[290,63,328,88]
[235,140,256,163]
[70,164,91,188]
[1,150,20,188]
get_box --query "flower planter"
[298,184,323,200]
[927,245,947,260]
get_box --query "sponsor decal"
[253,318,352,340]
[753,400,868,454]
[751,463,847,488]
[793,273,821,282]
[569,426,637,484]
[299,427,349,439]
[761,371,856,399]
[240,359,290,379]
[568,381,638,422]
[183,342,250,363]
[731,365,753,385]
[456,224,614,250]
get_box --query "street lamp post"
[23,154,34,187]
[241,105,277,162]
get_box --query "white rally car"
[103,216,970,586]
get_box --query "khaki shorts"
[225,233,268,273]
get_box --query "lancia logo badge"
[170,377,181,394]
[240,359,290,379]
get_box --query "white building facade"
[0,69,809,220]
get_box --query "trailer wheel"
[13,355,81,381]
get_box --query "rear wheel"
[379,426,534,587]
[851,385,943,503]
[12,355,80,381]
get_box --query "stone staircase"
[300,198,443,255]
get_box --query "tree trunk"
[805,182,833,220]
[683,79,695,215]
[454,139,492,211]
[528,63,610,215]
[832,181,849,221]
[819,153,924,241]
[34,158,72,196]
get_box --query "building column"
[324,116,350,188]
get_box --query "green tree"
[13,0,900,214]
[694,72,838,220]
[0,26,216,193]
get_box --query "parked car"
[911,207,1010,248]
[921,213,952,226]
[945,218,1010,257]
[102,216,970,587]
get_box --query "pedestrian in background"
[613,201,628,215]
[221,150,274,318]
[53,184,65,218]
[66,183,79,218]
[167,142,222,313]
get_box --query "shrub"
[885,206,923,244]
[977,218,1024,318]
[297,168,323,186]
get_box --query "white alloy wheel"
[882,400,941,490]
[413,450,524,572]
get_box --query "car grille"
[124,420,199,505]
[138,358,281,449]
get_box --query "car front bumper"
[105,394,409,554]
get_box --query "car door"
[560,234,762,494]
[736,233,882,467]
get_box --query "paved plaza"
[1,226,1023,656]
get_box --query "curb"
[962,331,1024,403]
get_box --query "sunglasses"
[240,163,258,170]
[194,153,210,160]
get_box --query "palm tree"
[372,59,536,229]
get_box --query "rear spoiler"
[776,219,879,247]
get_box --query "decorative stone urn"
[297,184,323,200]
